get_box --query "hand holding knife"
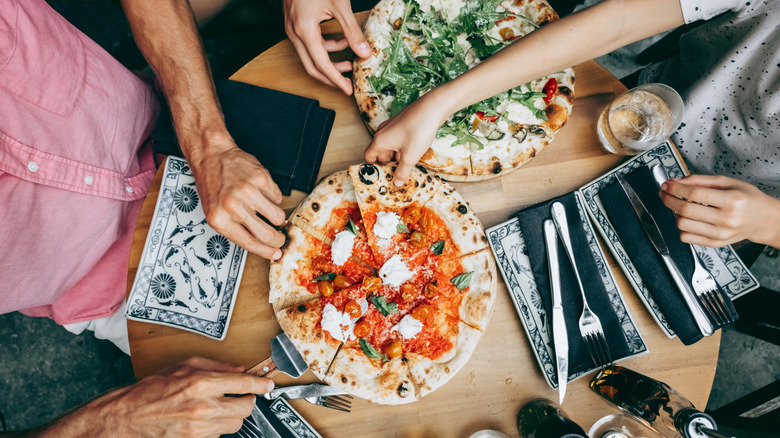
[544,219,568,404]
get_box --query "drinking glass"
[588,413,665,438]
[597,83,684,155]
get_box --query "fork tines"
[581,314,613,369]
[689,246,736,326]
[316,394,353,412]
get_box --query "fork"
[303,394,353,412]
[689,246,736,325]
[551,202,613,368]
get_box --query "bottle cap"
[675,408,718,438]
[534,416,588,438]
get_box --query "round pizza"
[353,0,575,179]
[269,163,496,404]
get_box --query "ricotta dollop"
[373,211,402,240]
[330,230,355,266]
[378,254,414,287]
[391,314,424,339]
[321,301,368,342]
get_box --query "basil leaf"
[370,296,399,317]
[431,240,445,255]
[346,217,359,236]
[397,222,410,233]
[313,272,336,281]
[451,272,474,290]
[381,354,390,363]
[359,338,381,360]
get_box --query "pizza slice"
[275,298,341,380]
[436,249,496,332]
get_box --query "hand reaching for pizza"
[189,143,287,260]
[39,357,274,437]
[283,0,372,95]
[660,174,780,248]
[365,93,451,186]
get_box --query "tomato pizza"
[353,0,575,178]
[269,163,496,404]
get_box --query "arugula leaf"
[359,338,381,360]
[509,89,548,121]
[346,217,359,236]
[397,222,410,233]
[370,296,399,317]
[451,272,474,290]
[313,272,336,281]
[437,120,485,151]
[431,240,445,255]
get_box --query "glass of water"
[597,83,684,155]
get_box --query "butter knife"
[616,174,714,336]
[262,383,347,401]
[544,219,568,404]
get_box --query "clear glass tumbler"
[597,83,684,155]
[588,413,666,438]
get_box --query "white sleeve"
[679,0,743,23]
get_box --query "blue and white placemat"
[125,156,247,340]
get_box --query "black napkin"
[222,399,297,438]
[516,192,632,377]
[599,165,737,345]
[153,78,335,196]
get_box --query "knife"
[245,332,308,378]
[616,175,714,337]
[543,219,568,404]
[262,383,348,401]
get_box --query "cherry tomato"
[475,111,499,123]
[344,300,362,318]
[424,282,438,298]
[353,320,371,338]
[403,206,423,224]
[383,340,403,359]
[419,209,433,232]
[318,280,334,297]
[400,284,417,302]
[411,304,432,322]
[362,276,382,292]
[410,231,427,248]
[333,274,351,289]
[543,78,558,103]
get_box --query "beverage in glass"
[597,83,684,155]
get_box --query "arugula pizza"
[353,0,575,178]
[269,163,496,404]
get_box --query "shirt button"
[27,161,39,173]
[125,185,134,193]
[84,176,94,186]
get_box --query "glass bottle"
[516,399,588,438]
[590,365,725,438]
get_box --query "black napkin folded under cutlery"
[153,78,335,196]
[516,192,632,376]
[599,165,737,345]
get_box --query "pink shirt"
[0,0,159,324]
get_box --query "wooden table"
[126,14,720,438]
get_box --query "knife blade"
[616,175,714,336]
[262,383,348,401]
[245,332,309,378]
[543,219,568,404]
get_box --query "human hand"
[189,144,286,260]
[660,174,780,247]
[365,94,450,186]
[50,357,274,438]
[283,0,371,94]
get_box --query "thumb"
[334,8,370,58]
[392,159,416,187]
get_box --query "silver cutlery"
[550,202,612,368]
[263,383,353,412]
[616,174,714,336]
[651,164,736,326]
[244,332,308,378]
[544,219,569,403]
[302,394,352,412]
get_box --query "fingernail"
[267,381,275,391]
[273,249,282,260]
[359,42,370,54]
[661,182,668,191]
[394,179,404,187]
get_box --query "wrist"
[757,195,780,247]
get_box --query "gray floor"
[2,1,779,435]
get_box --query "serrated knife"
[544,219,568,404]
[616,175,714,337]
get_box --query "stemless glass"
[588,413,665,438]
[597,83,684,155]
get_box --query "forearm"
[431,0,685,118]
[120,0,232,165]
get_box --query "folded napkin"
[599,165,737,345]
[223,398,312,438]
[516,192,632,376]
[153,78,335,196]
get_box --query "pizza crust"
[324,349,418,405]
[276,300,340,380]
[268,222,323,306]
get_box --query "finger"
[298,27,353,94]
[660,190,721,225]
[242,216,286,248]
[208,373,276,396]
[678,231,729,248]
[221,223,283,260]
[333,7,371,58]
[662,177,732,207]
[323,38,350,52]
[332,60,354,73]
[377,149,394,164]
[215,394,257,418]
[392,158,417,187]
[672,174,739,189]
[259,176,284,206]
[675,215,730,241]
[288,34,339,88]
[180,357,244,373]
[253,195,286,226]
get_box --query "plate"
[125,157,247,340]
[487,194,647,389]
[578,141,760,337]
